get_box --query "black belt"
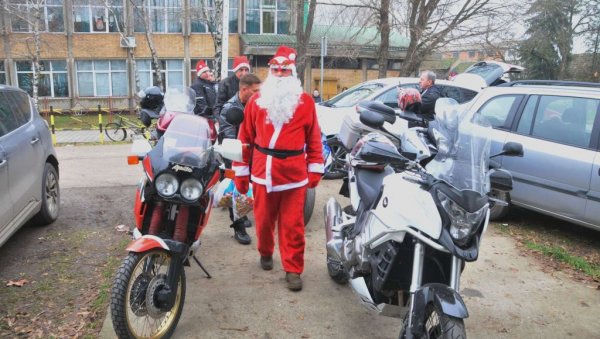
[255,145,304,159]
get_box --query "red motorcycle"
[110,86,243,338]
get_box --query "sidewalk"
[54,129,129,144]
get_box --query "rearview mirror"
[225,107,244,126]
[491,141,524,158]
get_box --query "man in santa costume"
[232,45,324,291]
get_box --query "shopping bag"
[232,185,254,218]
[213,178,235,208]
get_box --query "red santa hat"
[269,45,297,76]
[195,60,210,76]
[232,56,251,72]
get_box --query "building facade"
[0,0,408,113]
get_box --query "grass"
[42,113,139,130]
[525,241,600,279]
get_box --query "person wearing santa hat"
[191,60,217,118]
[232,45,324,291]
[214,55,251,118]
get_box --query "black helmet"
[140,86,164,110]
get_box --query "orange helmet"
[398,88,422,113]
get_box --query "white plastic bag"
[212,178,234,208]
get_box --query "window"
[73,0,123,33]
[327,83,383,108]
[134,0,182,33]
[0,63,6,85]
[10,0,64,32]
[452,52,459,59]
[76,60,127,96]
[468,50,476,58]
[190,0,237,33]
[0,91,31,137]
[246,0,290,34]
[16,60,69,97]
[517,95,599,148]
[478,95,522,128]
[375,87,400,109]
[138,59,184,89]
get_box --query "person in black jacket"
[214,56,251,118]
[218,74,262,245]
[419,70,441,120]
[191,60,217,118]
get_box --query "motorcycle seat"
[355,166,394,208]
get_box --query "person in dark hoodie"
[418,70,441,120]
[191,60,217,118]
[214,56,251,118]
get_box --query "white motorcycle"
[324,99,523,338]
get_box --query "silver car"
[470,81,600,230]
[0,85,60,247]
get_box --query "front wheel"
[399,303,466,339]
[111,250,186,339]
[105,123,127,142]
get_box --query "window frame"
[0,62,6,85]
[10,0,64,33]
[245,0,290,34]
[76,60,128,97]
[476,94,524,130]
[134,0,182,33]
[16,60,69,98]
[0,90,32,137]
[137,59,184,89]
[72,0,124,33]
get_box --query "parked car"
[469,80,600,231]
[0,85,60,247]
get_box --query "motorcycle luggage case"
[339,114,369,150]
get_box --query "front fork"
[405,241,465,339]
[156,239,189,311]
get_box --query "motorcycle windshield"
[426,98,492,195]
[162,85,196,115]
[161,114,212,168]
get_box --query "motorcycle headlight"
[180,178,203,201]
[155,173,179,197]
[437,191,487,242]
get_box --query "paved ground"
[54,144,600,339]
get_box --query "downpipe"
[324,197,344,261]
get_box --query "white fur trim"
[197,67,210,76]
[289,53,296,61]
[308,163,325,173]
[233,62,250,72]
[233,166,250,176]
[251,177,308,192]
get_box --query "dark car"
[0,85,60,247]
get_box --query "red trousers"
[252,183,307,274]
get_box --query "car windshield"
[425,98,492,195]
[162,114,212,168]
[324,83,384,107]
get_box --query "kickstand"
[193,255,212,279]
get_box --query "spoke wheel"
[423,303,466,339]
[111,250,186,339]
[105,123,127,142]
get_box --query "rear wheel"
[324,139,347,180]
[105,123,127,142]
[489,190,510,220]
[304,187,316,226]
[111,250,186,339]
[32,163,60,226]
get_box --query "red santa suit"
[232,51,323,274]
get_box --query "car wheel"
[489,190,510,221]
[324,139,347,180]
[32,163,60,226]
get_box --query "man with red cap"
[191,60,217,118]
[215,55,251,118]
[232,45,324,291]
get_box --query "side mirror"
[225,107,244,126]
[215,138,243,162]
[491,141,524,158]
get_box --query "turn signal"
[223,169,236,179]
[127,156,140,165]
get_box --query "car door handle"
[31,137,40,145]
[0,159,6,168]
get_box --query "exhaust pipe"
[324,197,343,261]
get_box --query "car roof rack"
[498,80,600,88]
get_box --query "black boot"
[231,219,251,245]
[239,215,252,228]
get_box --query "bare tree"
[2,0,47,108]
[294,0,317,84]
[377,0,391,78]
[131,0,163,90]
[190,0,223,79]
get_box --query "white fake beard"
[256,74,303,125]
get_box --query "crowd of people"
[182,45,440,292]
